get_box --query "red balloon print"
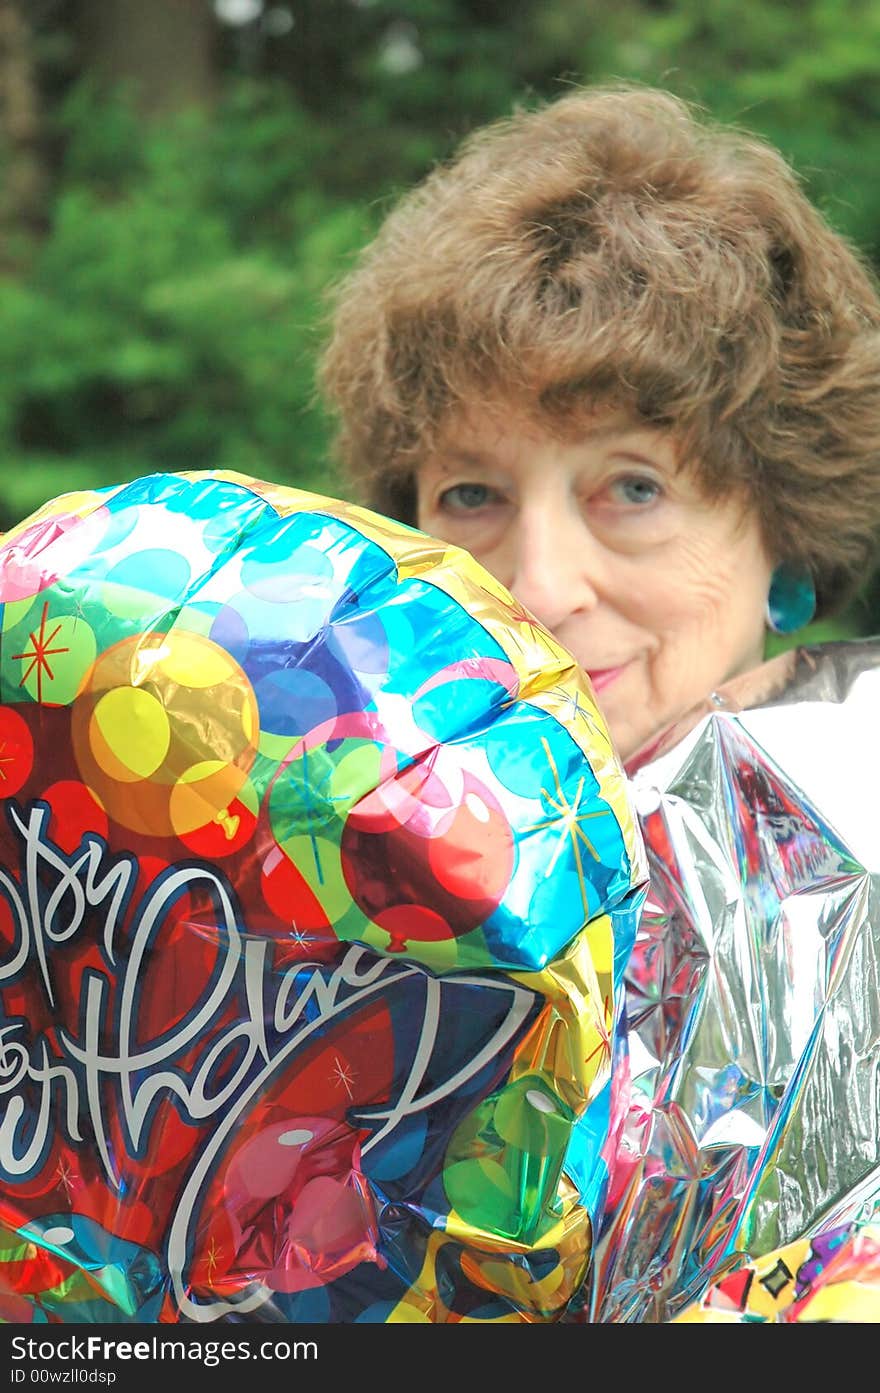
[341,766,514,952]
[0,707,33,797]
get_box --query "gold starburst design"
[524,736,612,916]
[55,1157,79,1201]
[0,739,18,783]
[503,596,555,654]
[585,994,613,1070]
[206,1237,222,1282]
[331,1054,355,1099]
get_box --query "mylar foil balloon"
[674,1219,880,1323]
[586,638,880,1324]
[0,470,646,1324]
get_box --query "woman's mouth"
[586,664,629,693]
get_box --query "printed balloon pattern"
[674,1220,880,1323]
[0,470,646,1323]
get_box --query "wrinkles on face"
[417,401,773,760]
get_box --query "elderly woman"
[319,83,880,767]
[320,83,880,1323]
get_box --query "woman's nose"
[509,514,601,633]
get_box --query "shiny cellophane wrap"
[586,638,880,1323]
[0,470,645,1324]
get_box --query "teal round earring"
[766,561,816,634]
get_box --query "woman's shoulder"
[625,635,880,777]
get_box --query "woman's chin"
[618,651,801,774]
[599,705,650,766]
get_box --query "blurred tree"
[548,0,880,259]
[76,0,217,116]
[0,0,877,640]
[0,0,48,269]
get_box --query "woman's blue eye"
[440,483,492,510]
[611,476,660,506]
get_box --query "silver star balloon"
[586,638,880,1322]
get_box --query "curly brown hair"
[318,83,880,616]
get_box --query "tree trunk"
[0,0,47,268]
[78,0,218,118]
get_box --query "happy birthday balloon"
[0,469,646,1323]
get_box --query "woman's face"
[416,401,774,762]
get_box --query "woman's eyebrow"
[429,448,496,469]
[577,418,666,446]
[606,447,667,466]
[580,425,678,466]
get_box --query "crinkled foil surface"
[0,471,646,1324]
[586,638,880,1322]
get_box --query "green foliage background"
[3,0,880,645]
